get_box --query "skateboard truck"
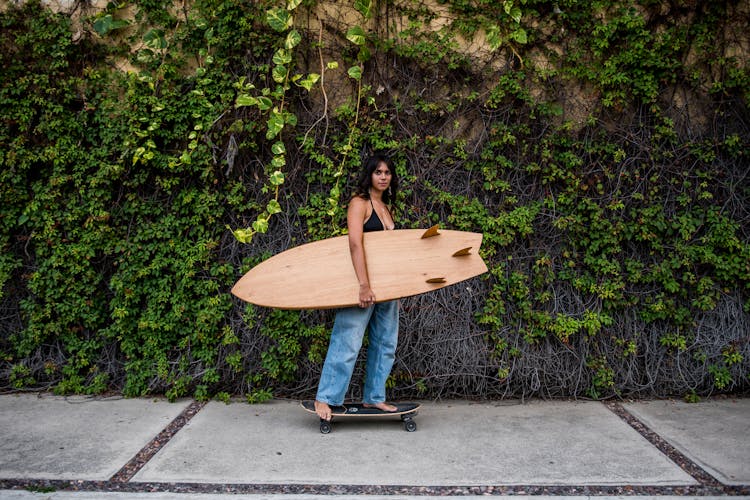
[319,412,417,434]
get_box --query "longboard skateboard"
[301,401,421,434]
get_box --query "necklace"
[372,200,394,230]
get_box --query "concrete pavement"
[0,394,748,498]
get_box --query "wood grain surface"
[231,227,488,309]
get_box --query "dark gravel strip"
[1,479,748,496]
[109,400,207,483]
[604,401,727,489]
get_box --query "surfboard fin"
[426,277,447,284]
[421,225,440,239]
[452,247,472,257]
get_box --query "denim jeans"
[316,300,399,406]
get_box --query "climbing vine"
[1,0,748,401]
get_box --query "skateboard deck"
[301,400,421,433]
[232,226,487,309]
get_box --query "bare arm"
[347,197,375,308]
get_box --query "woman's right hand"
[359,283,376,308]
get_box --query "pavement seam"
[109,400,207,483]
[2,479,748,496]
[604,401,726,489]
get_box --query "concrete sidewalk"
[0,394,748,498]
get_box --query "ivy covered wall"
[1,0,748,402]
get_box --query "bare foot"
[314,400,332,421]
[363,402,398,412]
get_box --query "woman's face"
[371,161,392,192]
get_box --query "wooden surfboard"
[231,226,488,310]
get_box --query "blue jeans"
[316,300,399,406]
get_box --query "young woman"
[314,154,400,421]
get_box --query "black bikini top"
[363,199,393,233]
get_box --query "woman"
[314,154,400,421]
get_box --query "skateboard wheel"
[404,419,417,432]
[319,421,332,434]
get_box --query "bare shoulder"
[348,195,368,207]
[347,196,369,235]
[347,195,369,215]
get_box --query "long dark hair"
[353,154,399,206]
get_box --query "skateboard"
[301,401,421,434]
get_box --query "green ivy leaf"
[235,94,258,107]
[271,141,286,155]
[486,25,502,51]
[509,6,522,23]
[144,29,167,50]
[347,65,362,80]
[297,73,320,91]
[357,45,371,63]
[511,28,527,44]
[269,170,285,186]
[273,48,292,66]
[285,29,302,50]
[252,217,269,234]
[267,199,282,215]
[256,96,273,111]
[93,14,130,35]
[354,0,372,19]
[272,65,287,83]
[271,155,286,168]
[133,146,145,164]
[267,112,284,139]
[266,8,292,32]
[346,26,366,46]
[232,227,254,244]
[326,196,338,216]
[283,111,297,126]
[136,49,154,64]
[94,14,130,36]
